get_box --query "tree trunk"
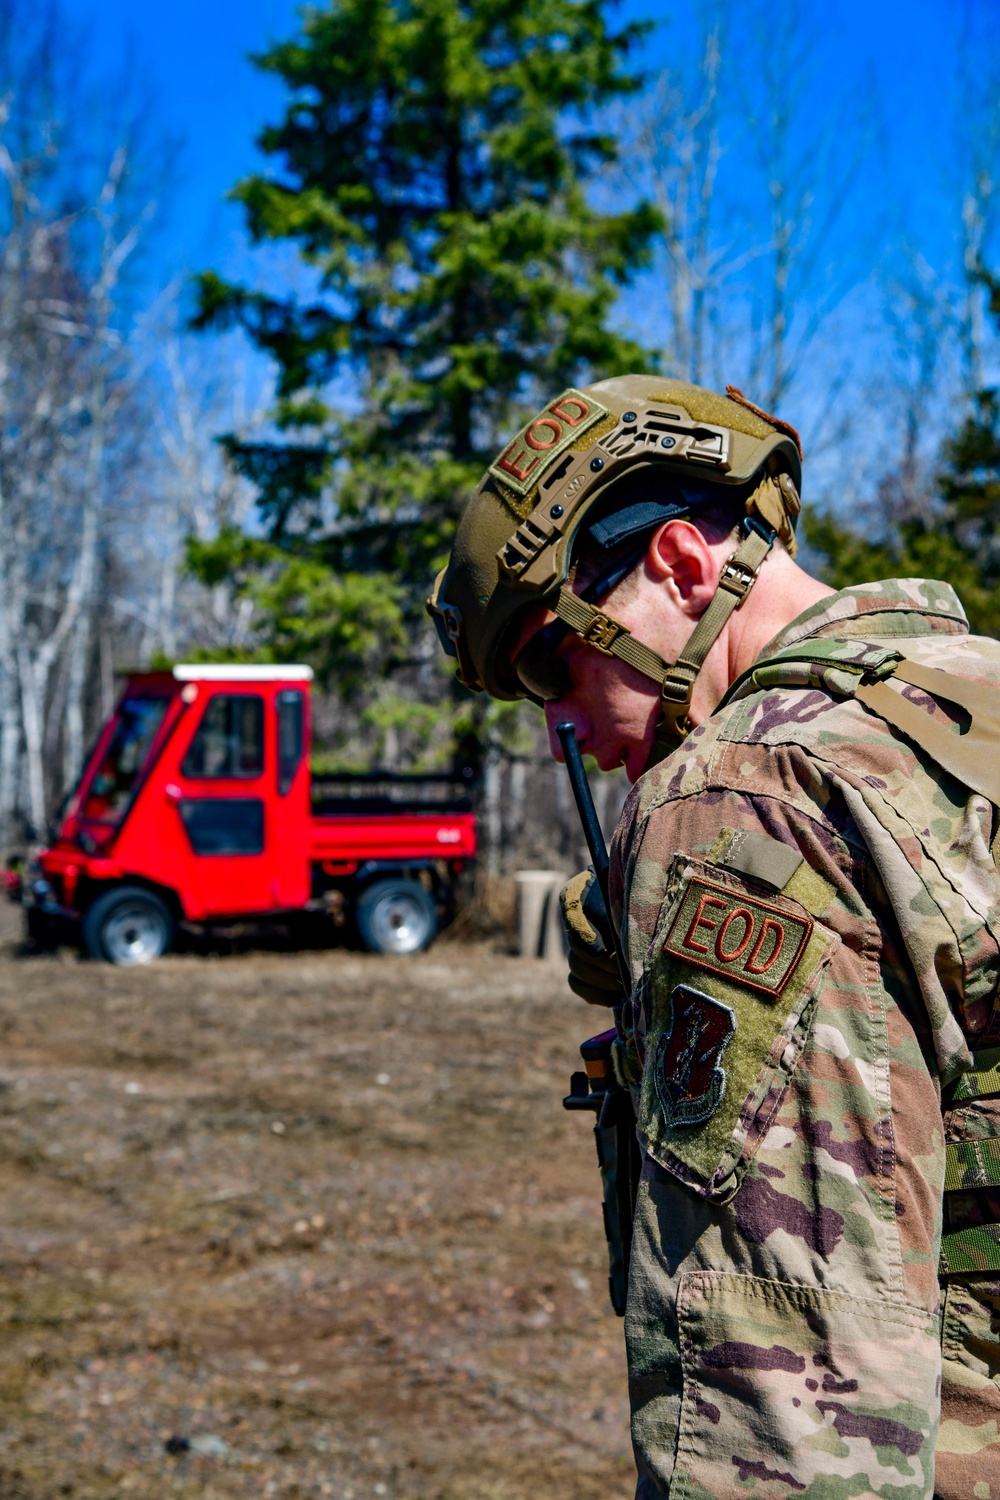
[482,736,503,878]
[63,606,91,793]
[17,642,45,837]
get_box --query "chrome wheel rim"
[368,890,431,954]
[103,902,167,965]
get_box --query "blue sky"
[60,0,998,505]
[65,0,959,281]
[65,0,300,277]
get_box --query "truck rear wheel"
[83,886,174,966]
[356,878,437,955]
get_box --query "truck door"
[171,690,275,917]
[270,688,312,908]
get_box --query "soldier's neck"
[690,551,835,726]
[729,551,835,679]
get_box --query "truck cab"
[24,665,476,963]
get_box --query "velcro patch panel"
[713,827,803,892]
[488,389,609,498]
[637,857,838,1198]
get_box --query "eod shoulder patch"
[636,855,838,1201]
[662,877,812,997]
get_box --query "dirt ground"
[0,906,635,1499]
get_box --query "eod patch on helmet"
[428,374,803,765]
[490,389,610,496]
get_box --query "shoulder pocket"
[636,855,839,1202]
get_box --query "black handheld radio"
[556,722,641,1318]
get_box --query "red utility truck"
[22,665,476,964]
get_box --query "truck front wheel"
[356,878,437,956]
[82,886,175,966]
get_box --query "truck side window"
[277,690,304,796]
[182,695,264,779]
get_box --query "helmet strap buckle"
[718,557,760,604]
[582,611,628,654]
[656,666,696,748]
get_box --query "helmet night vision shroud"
[428,374,803,764]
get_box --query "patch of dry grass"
[0,927,633,1499]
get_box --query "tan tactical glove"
[559,867,622,1006]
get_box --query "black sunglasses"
[512,544,646,704]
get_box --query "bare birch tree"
[0,144,156,833]
[0,0,166,841]
[146,333,267,659]
[635,18,729,385]
[626,2,874,427]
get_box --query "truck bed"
[309,769,477,865]
[309,809,477,864]
[310,769,474,817]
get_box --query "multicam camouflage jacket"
[609,579,1000,1500]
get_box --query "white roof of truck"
[172,664,314,682]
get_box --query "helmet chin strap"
[552,515,776,771]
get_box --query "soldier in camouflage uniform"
[428,375,1000,1499]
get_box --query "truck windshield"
[79,697,170,824]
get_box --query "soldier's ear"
[646,520,717,618]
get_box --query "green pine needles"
[192,0,660,731]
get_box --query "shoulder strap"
[723,638,905,700]
[723,640,1000,811]
[857,662,1000,810]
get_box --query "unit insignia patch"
[654,985,735,1126]
[662,876,811,997]
[488,388,609,498]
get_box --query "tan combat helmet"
[428,374,802,762]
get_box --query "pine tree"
[191,0,659,737]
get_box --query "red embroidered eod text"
[662,876,811,997]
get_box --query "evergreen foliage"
[806,272,1000,638]
[192,0,659,742]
